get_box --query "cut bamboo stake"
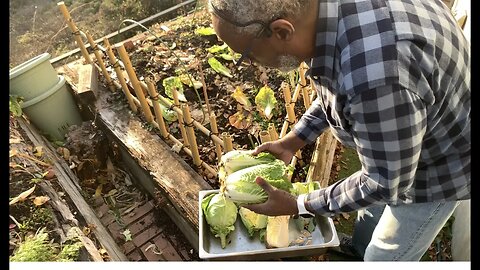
[222,132,233,152]
[103,38,137,113]
[306,128,337,187]
[302,86,311,109]
[182,104,202,168]
[140,81,224,147]
[146,79,169,139]
[85,31,115,92]
[282,81,292,105]
[268,123,279,141]
[57,2,91,64]
[260,130,271,144]
[172,87,190,148]
[145,118,217,176]
[209,112,223,163]
[116,43,154,123]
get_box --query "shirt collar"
[306,0,339,81]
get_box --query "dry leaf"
[33,146,43,157]
[33,196,50,206]
[9,148,18,158]
[9,137,22,144]
[9,186,36,205]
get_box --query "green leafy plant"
[162,76,186,102]
[9,95,24,117]
[208,57,233,78]
[194,27,217,36]
[255,85,277,120]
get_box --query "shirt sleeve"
[304,84,427,216]
[292,97,330,145]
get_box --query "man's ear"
[269,19,295,41]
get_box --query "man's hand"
[243,177,298,216]
[252,131,306,164]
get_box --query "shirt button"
[313,76,318,80]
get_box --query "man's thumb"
[255,176,274,193]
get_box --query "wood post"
[103,38,138,113]
[182,104,202,168]
[209,112,223,163]
[85,32,115,92]
[57,2,92,64]
[116,43,154,123]
[172,87,189,148]
[146,79,169,139]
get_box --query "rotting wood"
[39,181,79,226]
[306,128,338,187]
[17,118,128,261]
[69,226,105,262]
[76,64,97,104]
[94,86,212,234]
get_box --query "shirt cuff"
[297,194,314,216]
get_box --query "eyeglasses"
[209,2,278,68]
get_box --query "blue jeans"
[351,201,460,261]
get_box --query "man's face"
[211,15,302,72]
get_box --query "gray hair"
[208,0,312,36]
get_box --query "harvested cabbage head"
[265,215,290,248]
[201,193,238,248]
[220,150,277,176]
[223,159,293,204]
[239,207,268,237]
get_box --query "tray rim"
[198,189,340,260]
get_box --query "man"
[208,0,470,261]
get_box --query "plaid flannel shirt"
[293,0,470,216]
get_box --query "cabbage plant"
[219,150,293,204]
[238,207,268,238]
[201,193,238,248]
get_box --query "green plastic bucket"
[9,53,59,101]
[21,75,83,141]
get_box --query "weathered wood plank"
[76,64,97,104]
[94,86,212,231]
[17,118,128,261]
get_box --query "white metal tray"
[199,189,339,260]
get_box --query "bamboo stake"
[57,2,91,64]
[85,31,115,92]
[172,87,190,148]
[139,82,224,146]
[146,79,169,139]
[309,77,317,102]
[197,60,211,116]
[268,123,279,141]
[260,130,271,144]
[302,86,311,109]
[103,38,137,113]
[222,132,233,152]
[282,81,292,105]
[116,44,154,123]
[182,104,202,168]
[209,112,223,163]
[144,119,217,176]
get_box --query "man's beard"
[276,54,302,72]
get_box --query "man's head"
[208,0,317,72]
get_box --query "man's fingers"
[255,177,274,193]
[252,142,271,156]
